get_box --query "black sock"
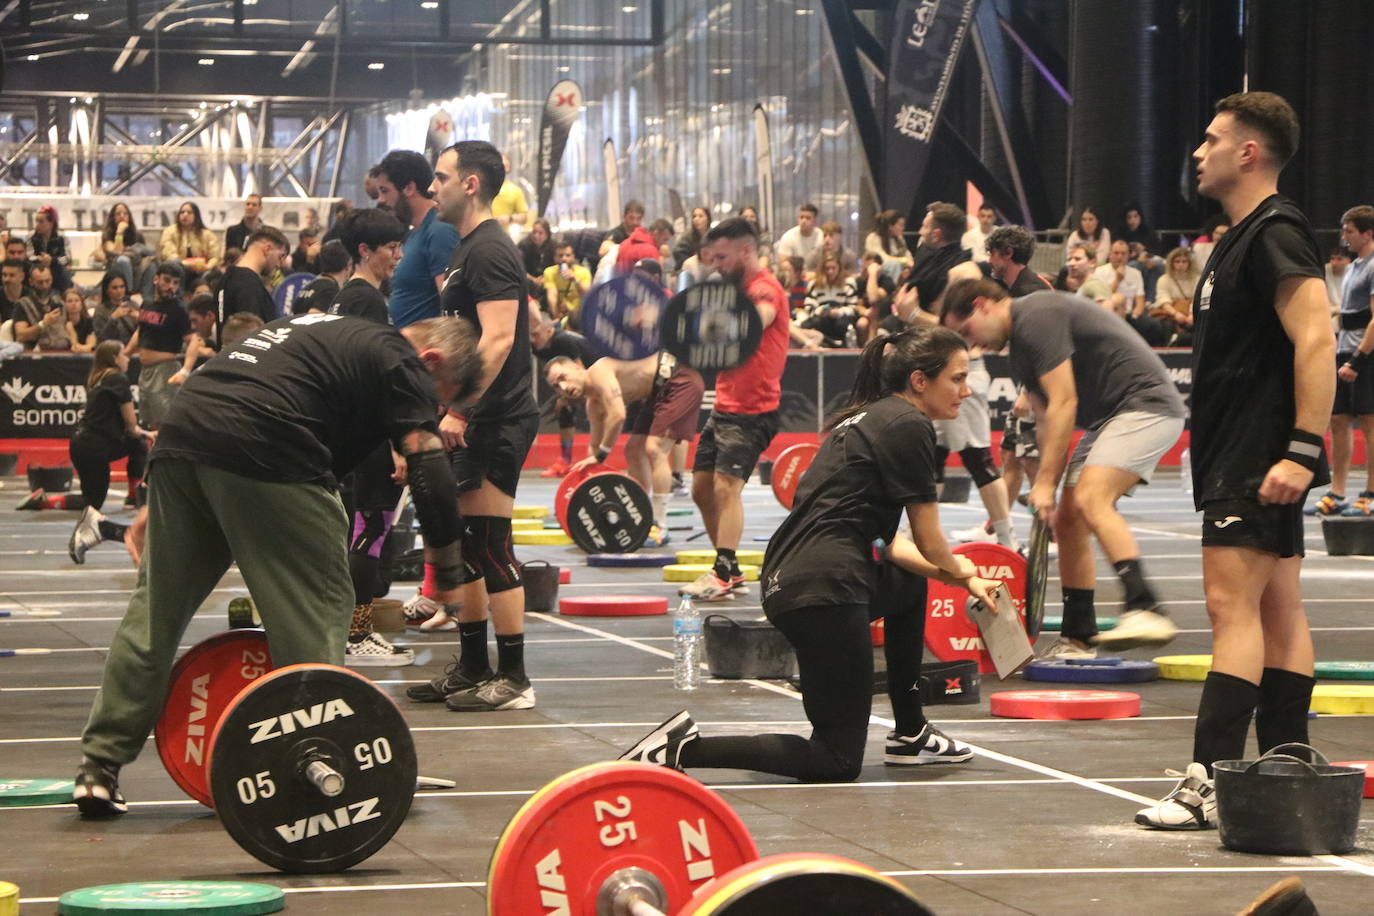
[1255,667,1316,754]
[714,548,737,579]
[1192,671,1259,776]
[1112,558,1160,612]
[883,607,928,737]
[495,633,526,681]
[97,519,127,542]
[457,620,491,677]
[1060,588,1098,643]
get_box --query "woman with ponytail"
[622,326,1003,782]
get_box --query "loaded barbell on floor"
[556,464,655,553]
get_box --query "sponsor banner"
[0,196,336,236]
[0,355,141,439]
[536,80,583,218]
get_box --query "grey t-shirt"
[1338,253,1373,355]
[1009,290,1185,429]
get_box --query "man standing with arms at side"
[681,218,790,600]
[1135,92,1334,830]
[405,141,540,712]
[374,149,460,329]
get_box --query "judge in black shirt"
[330,208,405,324]
[622,328,999,782]
[73,313,482,818]
[292,240,352,315]
[216,226,289,327]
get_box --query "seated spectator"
[1,257,33,323]
[1064,206,1110,263]
[94,203,155,299]
[615,224,659,275]
[545,240,593,328]
[186,294,220,357]
[1118,203,1161,254]
[292,239,352,315]
[1127,240,1165,302]
[11,264,64,350]
[302,207,321,233]
[225,194,268,253]
[48,287,95,353]
[858,252,900,337]
[93,271,139,345]
[864,209,914,271]
[647,219,676,272]
[798,255,861,347]
[0,212,9,248]
[804,221,860,277]
[30,206,73,293]
[203,247,239,295]
[1151,246,1198,346]
[290,227,321,274]
[1190,213,1230,272]
[601,199,646,256]
[519,218,557,293]
[4,235,28,266]
[1062,242,1111,300]
[986,225,1051,297]
[158,201,221,291]
[1327,245,1353,326]
[673,207,711,267]
[776,203,823,267]
[962,204,998,264]
[738,205,771,249]
[778,255,809,318]
[1092,240,1147,318]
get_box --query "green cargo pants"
[82,457,354,766]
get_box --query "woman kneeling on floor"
[622,326,1001,781]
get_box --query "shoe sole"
[620,710,692,761]
[1133,813,1215,830]
[883,752,973,765]
[446,692,535,712]
[73,788,127,818]
[345,654,417,668]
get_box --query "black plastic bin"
[703,614,797,679]
[1214,743,1364,855]
[521,560,561,613]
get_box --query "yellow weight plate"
[663,563,759,582]
[675,549,765,566]
[513,530,574,546]
[512,505,549,520]
[511,518,543,531]
[1311,685,1374,715]
[1153,654,1212,681]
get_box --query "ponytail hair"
[87,340,124,391]
[827,326,967,428]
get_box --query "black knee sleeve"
[959,446,1001,488]
[462,516,523,594]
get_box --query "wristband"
[594,447,610,463]
[1283,428,1324,471]
[1348,351,1370,372]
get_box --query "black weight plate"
[207,664,417,873]
[582,274,670,361]
[661,280,763,371]
[1025,515,1050,639]
[565,472,653,553]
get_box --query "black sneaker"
[884,724,973,766]
[619,710,699,769]
[445,673,535,711]
[73,758,127,817]
[405,660,494,702]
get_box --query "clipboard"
[965,588,1035,679]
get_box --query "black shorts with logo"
[1200,498,1305,559]
[450,413,540,497]
[692,410,779,481]
[1333,351,1374,417]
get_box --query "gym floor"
[2,470,1372,915]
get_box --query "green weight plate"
[58,881,284,915]
[1315,661,1374,680]
[0,777,74,807]
[667,507,694,516]
[1039,616,1118,632]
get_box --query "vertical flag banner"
[536,79,583,217]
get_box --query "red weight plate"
[487,761,758,916]
[989,689,1141,720]
[559,568,572,585]
[559,595,668,617]
[556,464,613,533]
[154,630,272,807]
[770,443,818,510]
[1332,761,1374,798]
[870,620,885,647]
[924,543,1027,674]
[679,852,932,916]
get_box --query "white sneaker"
[950,521,994,543]
[68,507,103,565]
[403,591,456,630]
[677,570,739,601]
[1039,637,1097,660]
[1135,763,1216,830]
[345,632,416,667]
[1093,609,1178,651]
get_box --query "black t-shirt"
[439,218,535,420]
[78,371,133,441]
[760,396,939,614]
[905,243,971,313]
[1190,194,1328,505]
[0,286,33,323]
[138,296,191,354]
[329,278,390,325]
[152,314,440,485]
[293,276,340,315]
[534,328,597,366]
[218,266,277,326]
[1005,266,1051,297]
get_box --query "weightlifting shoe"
[619,710,699,769]
[1039,637,1097,660]
[1236,877,1318,916]
[1340,490,1374,517]
[405,660,493,702]
[884,724,973,766]
[345,632,416,667]
[68,506,103,565]
[1134,762,1216,830]
[1304,490,1348,516]
[403,591,455,630]
[73,757,127,818]
[1092,608,1177,651]
[445,672,535,711]
[950,520,994,543]
[541,460,570,478]
[677,570,738,601]
[16,488,45,510]
[644,524,671,548]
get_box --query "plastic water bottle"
[1180,447,1192,494]
[673,598,701,690]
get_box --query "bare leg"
[711,473,748,552]
[692,470,718,542]
[1071,465,1145,565]
[1361,414,1374,494]
[1330,414,1352,497]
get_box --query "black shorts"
[1334,352,1374,416]
[450,413,540,497]
[692,410,779,481]
[1200,498,1305,559]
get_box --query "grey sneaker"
[1093,609,1178,651]
[73,758,127,818]
[405,660,493,702]
[68,507,102,565]
[1039,637,1098,660]
[1134,762,1216,830]
[677,570,739,601]
[445,672,535,712]
[619,710,699,769]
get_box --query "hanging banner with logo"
[752,105,775,240]
[535,80,583,217]
[425,108,455,164]
[882,0,980,213]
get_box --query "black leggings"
[679,591,929,783]
[69,432,147,511]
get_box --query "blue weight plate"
[586,553,677,568]
[1065,657,1123,667]
[1022,659,1159,684]
[581,275,669,362]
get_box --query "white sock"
[991,517,1014,547]
[652,493,669,529]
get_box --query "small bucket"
[756,458,774,486]
[703,615,797,679]
[26,465,72,492]
[522,560,561,613]
[1320,517,1374,556]
[0,453,18,476]
[937,474,971,503]
[392,548,424,582]
[1214,743,1364,855]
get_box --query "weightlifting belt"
[918,659,981,705]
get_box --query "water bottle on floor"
[673,597,701,690]
[1180,447,1192,494]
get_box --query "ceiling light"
[556,66,570,72]
[421,1,438,7]
[73,12,90,21]
[711,67,732,74]
[199,101,208,108]
[198,58,215,66]
[795,8,815,14]
[243,0,258,5]
[368,62,385,70]
[27,54,39,61]
[622,4,638,10]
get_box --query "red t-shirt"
[714,270,790,414]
